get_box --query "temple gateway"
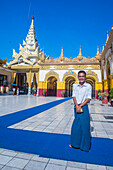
[1,16,113,98]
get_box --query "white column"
[28,87,31,95]
[37,87,39,96]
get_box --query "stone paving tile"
[86,163,106,169]
[0,155,13,165]
[15,153,33,160]
[106,166,113,170]
[66,167,85,170]
[1,166,22,170]
[1,150,17,157]
[45,163,66,170]
[67,161,86,169]
[49,158,67,166]
[6,158,29,169]
[0,165,4,169]
[0,149,5,154]
[31,155,49,163]
[24,160,47,170]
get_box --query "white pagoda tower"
[8,16,42,66]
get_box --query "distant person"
[17,88,19,95]
[70,70,92,152]
[99,94,102,100]
[13,87,15,95]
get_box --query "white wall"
[39,68,101,82]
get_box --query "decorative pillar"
[11,72,16,84]
[38,81,47,96]
[38,81,43,96]
[16,73,18,85]
[110,77,113,88]
[37,87,39,96]
[36,71,39,96]
[57,81,65,97]
[103,79,109,93]
[27,70,33,95]
[95,82,102,99]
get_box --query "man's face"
[78,73,86,83]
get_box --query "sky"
[0,0,113,62]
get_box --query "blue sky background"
[0,0,113,62]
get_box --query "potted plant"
[111,73,113,78]
[109,88,113,107]
[43,89,46,96]
[98,92,109,104]
[97,89,101,99]
[61,90,65,97]
[32,85,36,96]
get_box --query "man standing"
[70,70,92,152]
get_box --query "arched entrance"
[14,73,28,94]
[86,77,95,98]
[47,76,57,96]
[65,76,76,97]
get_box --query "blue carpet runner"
[0,97,113,166]
[0,98,71,127]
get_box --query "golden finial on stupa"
[102,44,104,52]
[107,31,109,41]
[77,46,83,61]
[79,46,82,56]
[61,47,64,57]
[59,47,65,62]
[96,46,99,55]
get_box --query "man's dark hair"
[78,70,86,77]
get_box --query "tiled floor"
[0,95,113,170]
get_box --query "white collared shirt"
[72,82,92,104]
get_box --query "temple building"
[101,28,113,94]
[0,58,14,93]
[2,16,113,98]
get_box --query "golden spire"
[102,44,104,52]
[96,46,99,55]
[79,46,82,56]
[61,47,64,57]
[59,47,65,62]
[77,46,83,61]
[110,25,113,34]
[105,31,109,45]
[31,16,34,26]
[107,31,109,41]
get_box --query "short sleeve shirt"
[72,82,92,104]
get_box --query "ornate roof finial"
[79,46,82,56]
[61,47,63,57]
[32,16,34,20]
[105,31,109,45]
[102,44,104,52]
[59,47,65,62]
[107,31,109,41]
[77,46,83,61]
[96,46,99,55]
[31,16,34,26]
[110,25,113,34]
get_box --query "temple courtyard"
[0,95,113,170]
